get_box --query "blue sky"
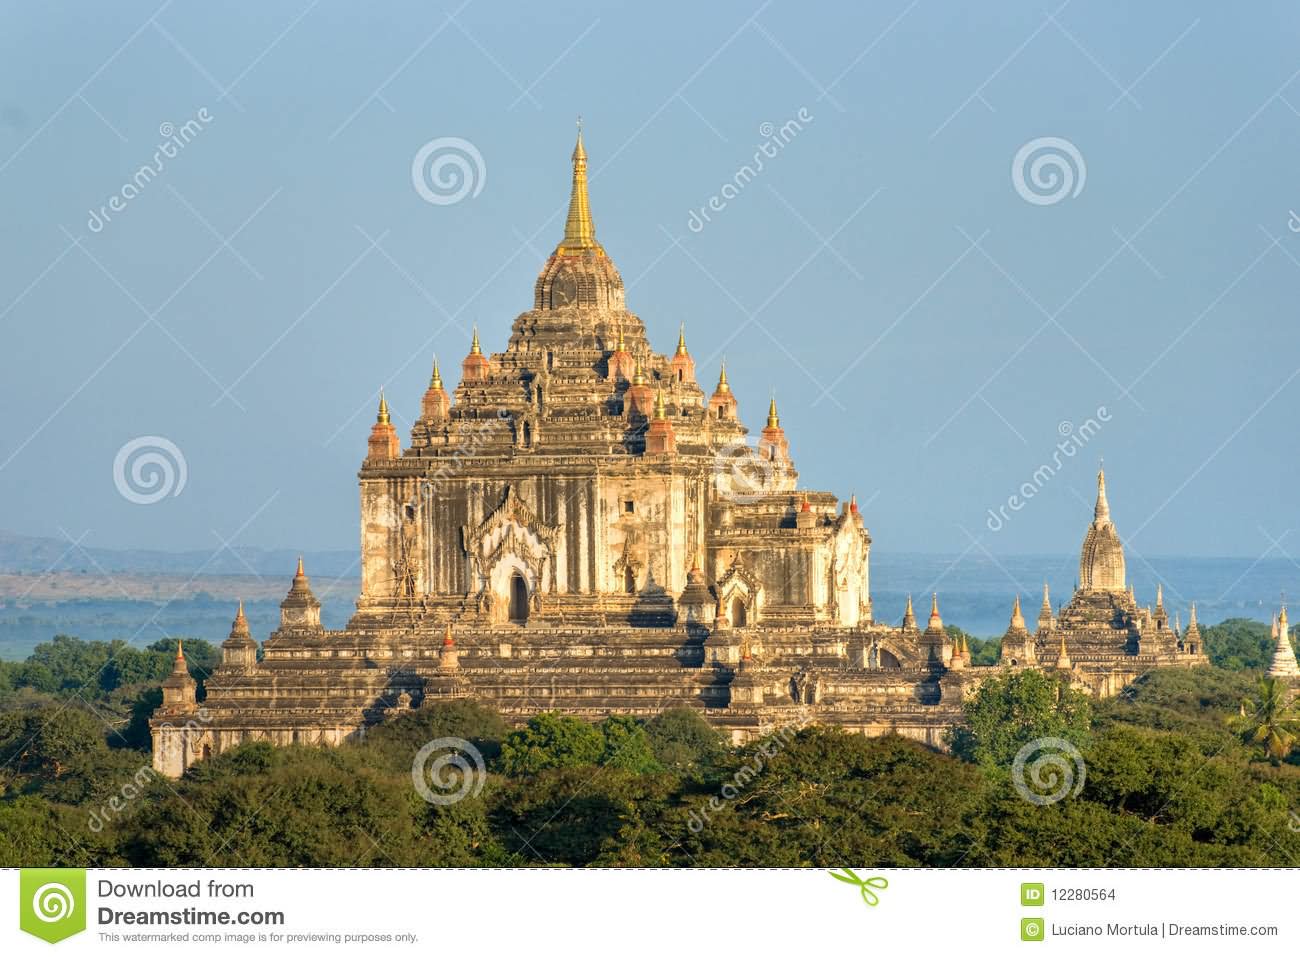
[1,0,1297,563]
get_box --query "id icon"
[1020,882,1044,906]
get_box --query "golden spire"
[653,387,667,419]
[676,324,688,356]
[615,325,626,352]
[716,360,731,394]
[902,594,915,628]
[632,356,646,386]
[175,638,185,661]
[295,555,305,579]
[443,622,454,647]
[1010,594,1025,630]
[377,390,390,425]
[766,395,780,429]
[561,120,598,251]
[430,356,443,389]
[470,327,482,355]
[1094,465,1110,523]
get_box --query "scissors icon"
[828,868,889,906]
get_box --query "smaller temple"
[1268,603,1300,679]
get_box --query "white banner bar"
[3,868,1294,955]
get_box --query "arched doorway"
[731,597,747,627]
[509,572,529,623]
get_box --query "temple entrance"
[731,597,747,627]
[624,566,636,594]
[509,572,529,624]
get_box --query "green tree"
[498,712,605,776]
[1202,618,1274,671]
[644,707,729,777]
[952,670,1092,769]
[1231,676,1300,763]
[598,716,662,774]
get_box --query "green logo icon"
[19,869,86,943]
[827,868,889,907]
[1021,917,1045,942]
[1021,882,1045,906]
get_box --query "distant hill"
[0,530,358,577]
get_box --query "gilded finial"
[676,324,688,356]
[766,395,780,429]
[716,360,730,394]
[430,355,443,389]
[470,327,482,355]
[616,325,626,352]
[175,638,185,661]
[561,121,597,251]
[653,387,667,419]
[632,356,646,386]
[377,390,390,425]
[1010,594,1025,630]
[296,555,305,579]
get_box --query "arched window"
[731,597,747,627]
[509,572,529,623]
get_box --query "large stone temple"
[151,130,1219,777]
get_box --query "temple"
[152,130,1228,777]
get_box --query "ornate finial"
[175,638,185,661]
[1041,582,1051,608]
[1094,464,1111,523]
[902,594,915,628]
[676,323,688,356]
[1155,583,1164,609]
[470,326,482,355]
[1188,601,1198,626]
[632,356,646,386]
[377,390,390,425]
[928,592,943,630]
[443,622,454,647]
[430,356,443,389]
[716,360,730,394]
[615,325,626,352]
[766,395,780,429]
[849,493,858,513]
[295,555,305,579]
[1010,594,1025,630]
[653,387,667,419]
[800,493,811,512]
[562,121,597,250]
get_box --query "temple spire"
[377,390,390,425]
[430,356,443,389]
[767,395,780,429]
[470,326,482,355]
[1094,466,1110,524]
[561,121,598,251]
[716,360,730,393]
[676,324,688,356]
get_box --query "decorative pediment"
[717,555,761,596]
[462,485,562,556]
